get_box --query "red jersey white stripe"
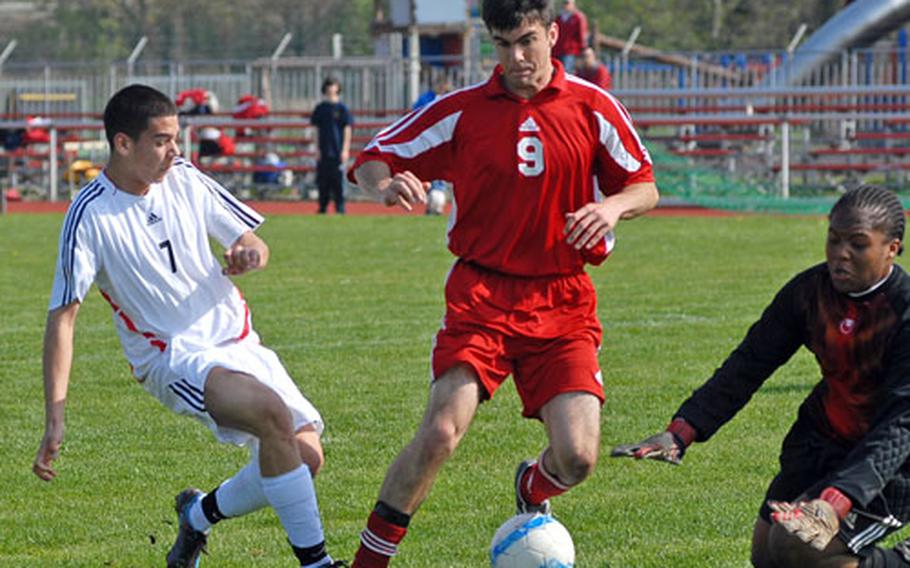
[352,59,654,277]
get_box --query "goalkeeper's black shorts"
[758,413,910,554]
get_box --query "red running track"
[4,200,735,217]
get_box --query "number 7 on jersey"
[158,239,178,273]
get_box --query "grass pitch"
[0,211,900,567]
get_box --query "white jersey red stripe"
[48,157,264,378]
[351,59,654,277]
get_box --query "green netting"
[648,143,910,215]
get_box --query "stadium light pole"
[127,36,148,80]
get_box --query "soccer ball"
[426,187,447,215]
[489,513,575,568]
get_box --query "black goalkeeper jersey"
[676,263,910,508]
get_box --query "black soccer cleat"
[514,459,551,516]
[166,488,208,568]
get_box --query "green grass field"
[1,211,903,567]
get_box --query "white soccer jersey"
[49,158,264,376]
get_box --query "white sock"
[260,464,325,549]
[186,459,270,533]
[215,459,269,517]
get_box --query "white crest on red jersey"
[839,318,856,335]
[518,116,540,132]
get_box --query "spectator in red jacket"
[576,46,612,90]
[553,0,588,73]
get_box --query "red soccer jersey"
[351,60,654,277]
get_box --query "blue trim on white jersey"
[60,181,105,305]
[169,379,206,412]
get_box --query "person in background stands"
[310,77,353,215]
[576,46,612,90]
[552,0,588,73]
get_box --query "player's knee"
[550,448,597,486]
[297,437,325,477]
[417,419,462,463]
[249,393,295,441]
[767,522,811,568]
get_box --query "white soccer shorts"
[140,333,323,447]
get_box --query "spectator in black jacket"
[614,184,910,568]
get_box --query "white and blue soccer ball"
[490,513,575,568]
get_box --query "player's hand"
[610,418,697,465]
[769,487,851,551]
[564,202,621,250]
[380,171,429,211]
[33,425,64,481]
[223,245,261,275]
[611,431,686,465]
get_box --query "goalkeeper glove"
[769,487,852,551]
[610,418,697,465]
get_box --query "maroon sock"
[521,460,569,506]
[352,503,410,567]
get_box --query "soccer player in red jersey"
[348,1,658,565]
[614,185,910,568]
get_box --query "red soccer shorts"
[431,260,604,418]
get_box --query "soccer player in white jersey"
[32,84,345,568]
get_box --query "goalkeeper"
[613,184,910,568]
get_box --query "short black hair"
[103,84,177,147]
[482,0,555,32]
[321,76,342,95]
[830,184,906,255]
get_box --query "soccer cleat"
[166,488,208,568]
[324,561,350,567]
[514,459,551,516]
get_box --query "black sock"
[292,540,328,566]
[201,489,227,525]
[375,500,411,528]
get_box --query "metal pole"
[621,26,641,90]
[271,33,293,61]
[49,127,59,202]
[0,39,17,76]
[270,33,292,108]
[786,23,808,55]
[127,36,148,80]
[332,34,343,59]
[44,65,51,116]
[408,25,421,106]
[782,124,792,197]
[183,125,193,162]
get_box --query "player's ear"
[547,21,558,48]
[112,132,133,156]
[888,238,902,259]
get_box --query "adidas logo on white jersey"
[518,116,540,132]
[147,211,162,226]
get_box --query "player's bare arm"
[341,124,352,165]
[354,159,429,211]
[564,182,659,249]
[223,230,269,276]
[34,301,80,482]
